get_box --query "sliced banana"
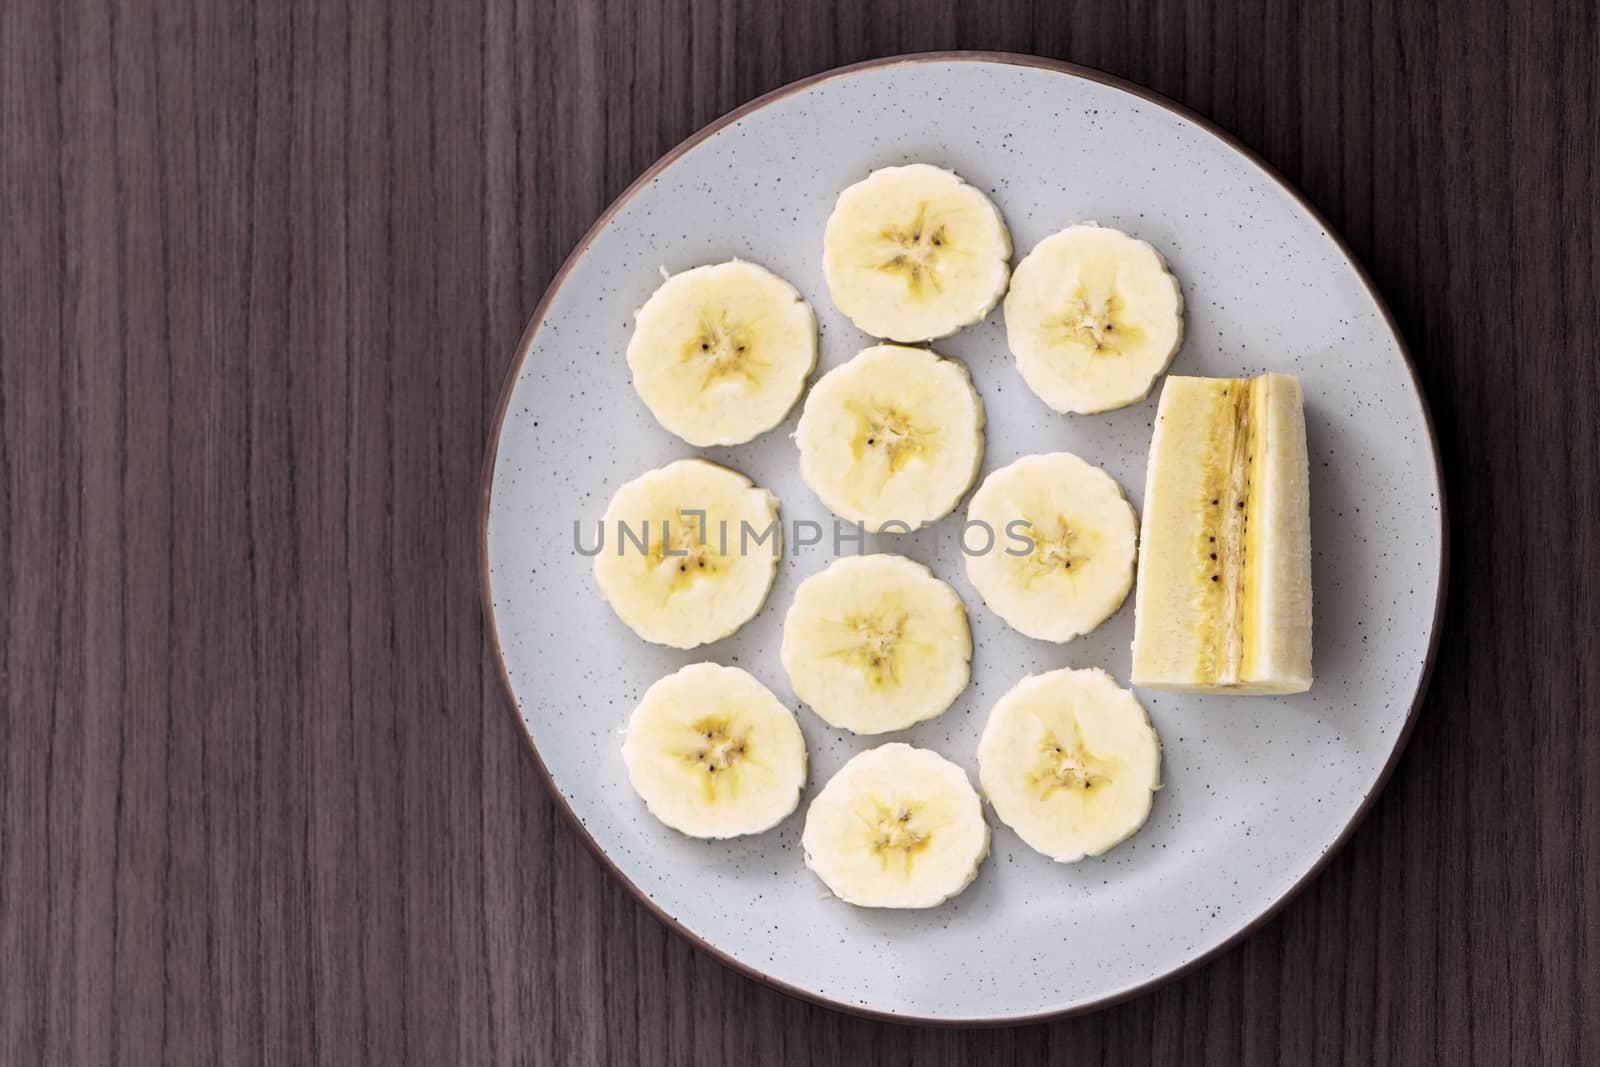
[977,668,1161,862]
[823,164,1011,342]
[802,743,989,909]
[622,663,807,839]
[794,344,985,532]
[593,459,780,649]
[780,554,971,735]
[1131,373,1313,693]
[627,260,818,447]
[1004,223,1184,414]
[964,452,1138,642]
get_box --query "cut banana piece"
[794,344,985,532]
[802,743,989,909]
[780,554,971,735]
[977,668,1161,862]
[823,164,1011,342]
[627,260,818,446]
[964,452,1138,642]
[593,459,780,649]
[1004,223,1184,413]
[1131,373,1313,693]
[622,663,807,838]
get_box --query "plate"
[480,53,1445,1023]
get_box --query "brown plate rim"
[475,50,1450,1028]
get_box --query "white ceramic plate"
[481,54,1445,1024]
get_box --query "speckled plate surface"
[481,54,1445,1024]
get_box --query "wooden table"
[4,1,1595,1062]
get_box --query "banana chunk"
[978,668,1161,862]
[627,260,818,447]
[1131,373,1313,693]
[1004,223,1184,413]
[802,743,990,909]
[823,164,1012,342]
[964,452,1138,643]
[622,663,808,839]
[593,459,780,649]
[780,554,971,735]
[795,344,985,532]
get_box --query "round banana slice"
[823,164,1012,342]
[627,260,818,447]
[964,452,1137,643]
[794,344,985,532]
[623,663,807,839]
[1004,223,1184,413]
[593,459,780,649]
[977,668,1161,862]
[802,743,989,909]
[780,554,971,734]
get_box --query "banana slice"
[780,554,971,734]
[977,668,1161,862]
[1004,223,1184,413]
[627,260,818,447]
[1131,373,1313,693]
[622,663,807,838]
[964,452,1138,642]
[802,743,989,909]
[823,164,1011,342]
[593,459,780,649]
[794,344,985,532]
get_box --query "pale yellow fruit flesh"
[1131,373,1312,693]
[779,554,971,735]
[794,344,985,531]
[592,459,781,649]
[962,452,1137,643]
[801,743,989,909]
[822,164,1012,343]
[627,261,816,447]
[622,663,807,839]
[977,667,1161,862]
[1004,224,1184,414]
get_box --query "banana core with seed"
[1052,291,1145,354]
[1034,733,1113,796]
[651,515,721,589]
[686,312,765,388]
[843,612,910,686]
[877,203,950,296]
[851,402,936,478]
[687,719,749,775]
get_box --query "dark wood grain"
[1,0,1595,1062]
